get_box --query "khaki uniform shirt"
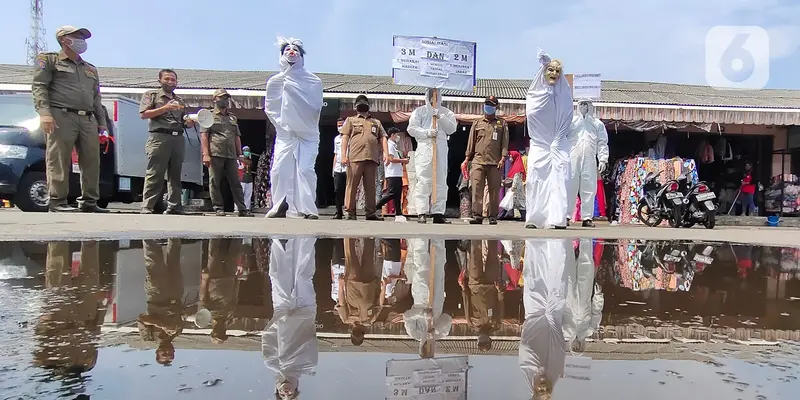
[31,51,107,127]
[139,88,187,133]
[341,114,386,164]
[465,116,509,165]
[201,108,241,159]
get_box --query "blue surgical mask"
[484,105,496,115]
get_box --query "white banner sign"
[386,356,468,400]
[392,35,477,92]
[572,73,602,100]
[562,355,592,381]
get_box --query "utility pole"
[25,0,47,65]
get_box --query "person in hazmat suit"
[262,237,318,399]
[524,49,573,229]
[407,88,458,224]
[403,238,452,357]
[519,238,573,399]
[264,37,324,219]
[567,100,609,227]
[562,239,604,353]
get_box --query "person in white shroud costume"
[264,37,324,219]
[519,238,573,399]
[567,100,609,227]
[562,239,604,353]
[406,88,458,224]
[524,50,574,229]
[262,237,318,400]
[403,238,452,357]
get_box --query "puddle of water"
[0,237,798,399]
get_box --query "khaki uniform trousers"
[142,132,185,211]
[209,156,246,211]
[345,160,378,216]
[46,110,100,207]
[470,164,502,218]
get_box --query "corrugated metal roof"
[3,63,800,108]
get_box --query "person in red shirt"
[739,162,757,216]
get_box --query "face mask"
[484,105,496,115]
[243,151,251,157]
[356,104,369,113]
[160,82,176,93]
[216,99,230,108]
[66,38,87,54]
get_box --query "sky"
[3,0,800,89]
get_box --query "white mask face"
[282,44,301,64]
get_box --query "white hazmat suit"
[262,237,318,397]
[562,239,604,352]
[519,238,572,396]
[407,89,457,216]
[264,37,324,218]
[567,100,609,223]
[403,238,452,352]
[525,50,574,229]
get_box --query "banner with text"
[572,73,602,100]
[392,35,477,92]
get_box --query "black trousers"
[377,176,404,216]
[333,172,347,214]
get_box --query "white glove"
[598,162,607,174]
[427,128,437,138]
[431,107,439,117]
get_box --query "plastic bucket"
[766,215,780,227]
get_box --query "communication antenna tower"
[25,0,47,65]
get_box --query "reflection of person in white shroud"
[519,238,572,399]
[407,88,458,224]
[524,49,573,230]
[262,237,318,400]
[567,100,609,227]
[403,239,452,357]
[264,36,324,220]
[562,239,604,353]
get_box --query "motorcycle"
[685,242,715,273]
[676,172,717,229]
[636,170,684,228]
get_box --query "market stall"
[609,157,699,224]
[764,173,800,215]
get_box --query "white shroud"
[519,238,571,394]
[524,49,574,228]
[262,237,318,390]
[265,38,324,218]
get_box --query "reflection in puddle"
[0,237,799,398]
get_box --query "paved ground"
[2,208,799,245]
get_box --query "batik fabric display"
[613,240,694,292]
[764,174,800,214]
[612,157,698,224]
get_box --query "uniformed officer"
[340,95,389,221]
[462,95,509,225]
[31,25,109,213]
[139,68,194,214]
[201,89,253,217]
